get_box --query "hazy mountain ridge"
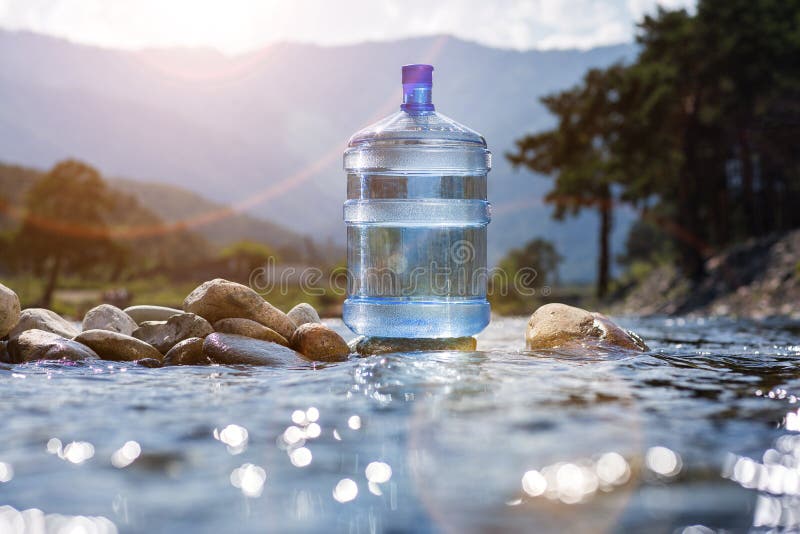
[0,162,307,253]
[0,30,636,280]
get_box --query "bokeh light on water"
[2,317,800,531]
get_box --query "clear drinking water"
[343,64,492,338]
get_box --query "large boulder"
[8,308,79,340]
[74,329,163,362]
[287,303,321,327]
[525,303,648,352]
[202,333,308,367]
[8,329,99,363]
[163,337,207,366]
[290,323,349,362]
[0,283,21,338]
[123,305,184,324]
[82,304,139,335]
[213,318,288,346]
[349,336,478,356]
[132,313,213,353]
[184,279,296,339]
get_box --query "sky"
[0,0,695,55]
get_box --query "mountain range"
[0,30,636,281]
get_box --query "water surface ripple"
[2,317,800,533]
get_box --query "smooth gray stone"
[183,279,296,339]
[526,303,648,352]
[8,329,99,363]
[123,305,184,324]
[290,323,349,362]
[213,318,288,346]
[74,329,163,362]
[82,304,138,335]
[163,337,207,366]
[0,282,20,338]
[8,308,80,341]
[202,333,308,367]
[351,336,478,356]
[287,303,321,327]
[132,313,213,353]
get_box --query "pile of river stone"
[0,280,647,367]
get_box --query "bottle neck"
[401,82,435,113]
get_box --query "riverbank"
[611,229,800,319]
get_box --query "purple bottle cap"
[402,64,434,85]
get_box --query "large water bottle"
[343,64,491,338]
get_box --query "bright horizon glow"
[0,0,695,55]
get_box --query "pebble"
[136,358,163,368]
[82,304,139,335]
[525,303,648,352]
[350,335,478,356]
[163,337,207,366]
[213,318,288,346]
[183,279,296,339]
[290,323,350,362]
[7,308,79,340]
[123,305,184,324]
[7,329,99,363]
[74,329,163,362]
[132,313,213,353]
[0,282,21,338]
[287,303,321,327]
[202,333,308,367]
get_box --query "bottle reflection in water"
[343,64,491,338]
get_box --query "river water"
[1,316,800,533]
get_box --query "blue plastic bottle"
[343,64,491,338]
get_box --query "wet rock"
[0,341,9,363]
[8,308,79,340]
[213,318,288,346]
[183,279,296,339]
[123,305,184,324]
[74,329,163,362]
[136,358,163,368]
[8,329,99,363]
[350,335,477,356]
[82,304,138,335]
[525,303,648,352]
[0,282,21,338]
[132,313,213,353]
[202,333,308,367]
[287,303,321,327]
[290,323,349,362]
[163,337,207,366]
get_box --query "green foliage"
[510,0,800,289]
[219,240,278,281]
[14,160,120,305]
[616,218,674,267]
[490,238,562,315]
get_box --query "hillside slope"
[0,163,310,253]
[0,30,636,280]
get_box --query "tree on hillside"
[511,0,800,290]
[508,66,626,298]
[220,240,278,282]
[14,160,118,307]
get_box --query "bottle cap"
[402,64,434,85]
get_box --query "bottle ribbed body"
[342,66,491,338]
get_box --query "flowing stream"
[2,316,800,533]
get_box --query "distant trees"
[491,238,562,314]
[509,0,800,291]
[14,160,118,307]
[220,240,277,281]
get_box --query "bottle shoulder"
[347,110,487,148]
